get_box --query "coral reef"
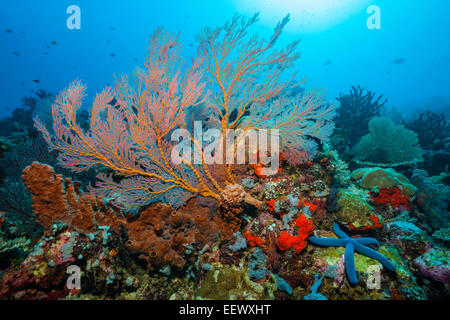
[406,111,448,150]
[0,13,448,302]
[406,111,450,176]
[410,169,450,229]
[0,235,30,255]
[195,262,276,300]
[333,86,387,157]
[385,221,428,260]
[413,249,449,284]
[0,223,156,300]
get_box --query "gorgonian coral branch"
[197,13,334,180]
[35,29,215,211]
[34,16,335,211]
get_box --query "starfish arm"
[309,236,348,247]
[354,243,397,272]
[333,223,350,239]
[356,237,380,247]
[345,242,358,285]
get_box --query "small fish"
[43,52,48,55]
[106,40,110,44]
[110,27,115,31]
[12,51,20,56]
[133,58,139,62]
[50,41,57,45]
[386,70,391,75]
[322,59,332,66]
[73,66,77,70]
[391,58,406,65]
[33,79,40,83]
[20,82,25,85]
[5,29,13,33]
[110,53,116,57]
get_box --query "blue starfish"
[309,223,396,285]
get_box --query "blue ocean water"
[0,0,449,118]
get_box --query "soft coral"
[371,187,411,209]
[277,215,314,253]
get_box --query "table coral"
[353,117,423,166]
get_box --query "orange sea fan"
[34,15,333,212]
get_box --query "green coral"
[353,117,423,166]
[0,236,31,254]
[313,246,382,281]
[433,228,450,246]
[195,263,276,299]
[351,167,416,198]
[333,188,377,229]
[376,246,427,299]
[263,179,286,200]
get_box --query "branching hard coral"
[35,15,334,211]
[353,117,423,166]
[333,86,386,154]
[405,110,448,150]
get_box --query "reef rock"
[413,249,450,284]
[351,167,416,198]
